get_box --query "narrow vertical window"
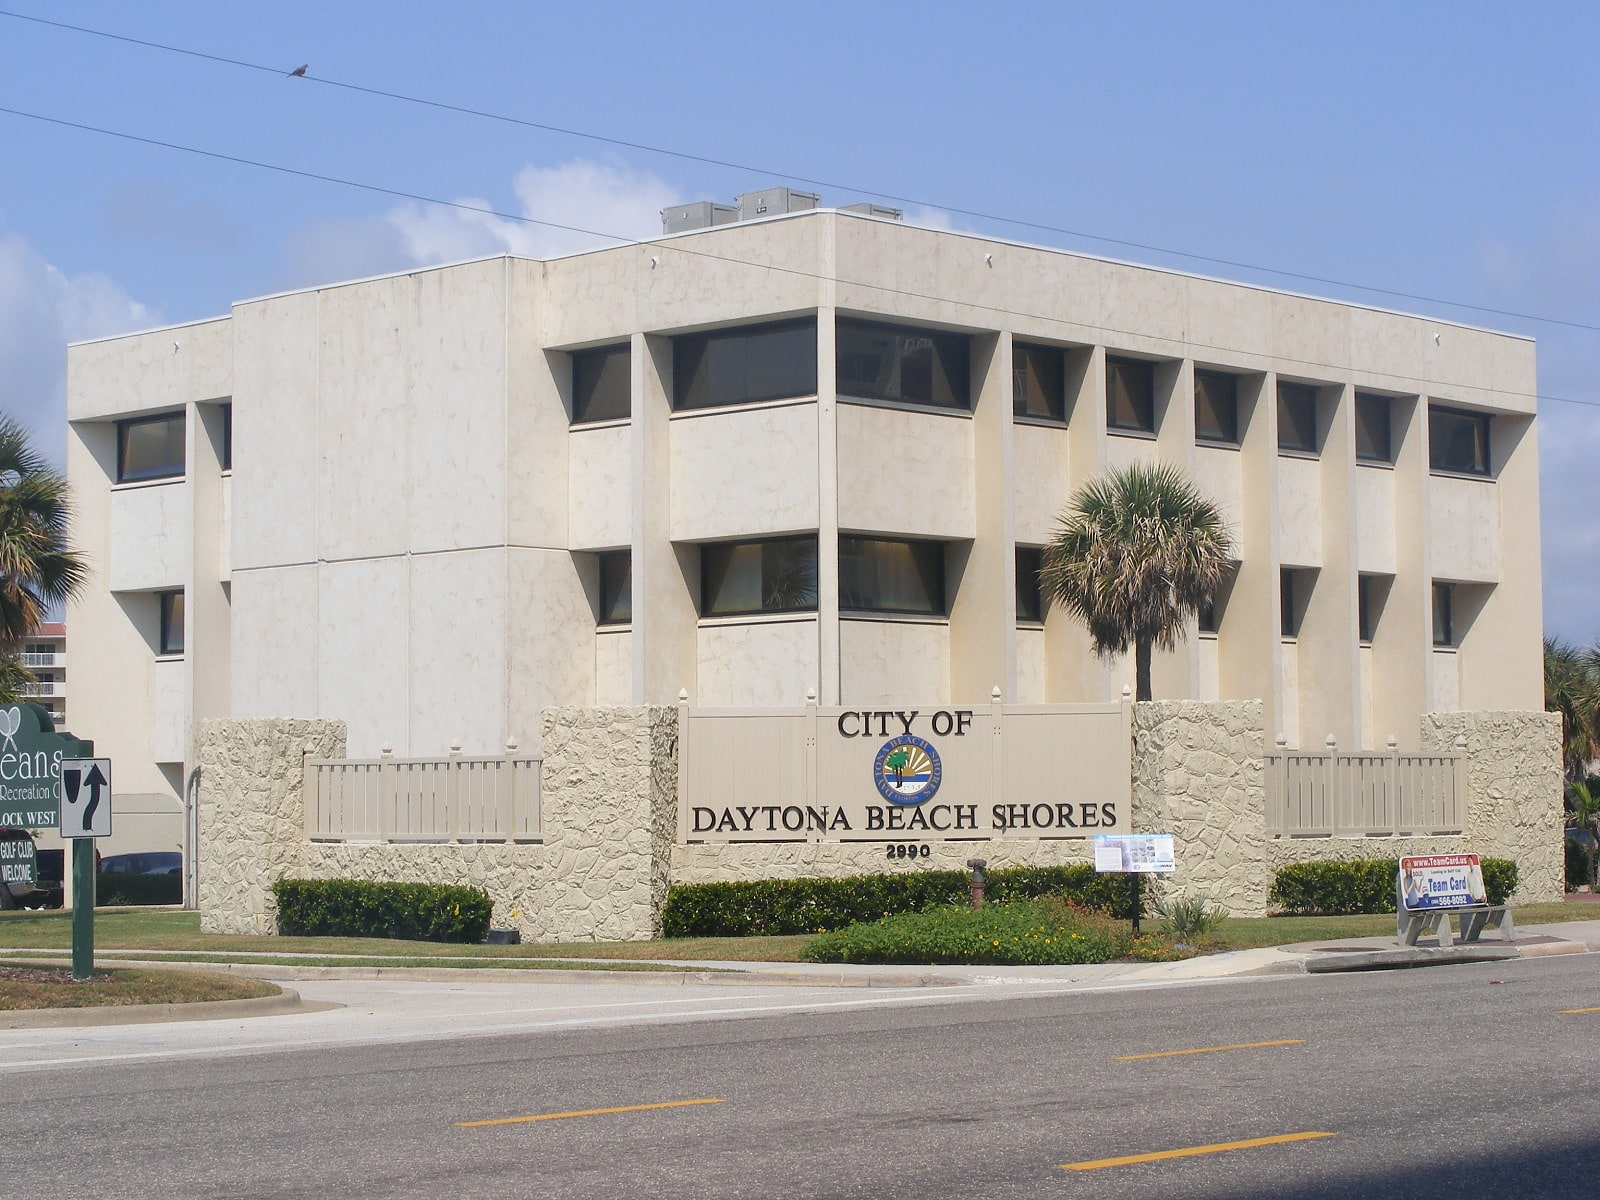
[1012,344,1066,422]
[1354,392,1392,464]
[1277,383,1319,454]
[1429,406,1491,475]
[597,551,632,625]
[1106,357,1155,434]
[158,590,185,655]
[1194,370,1239,446]
[1280,568,1312,639]
[1432,581,1455,647]
[1015,547,1045,623]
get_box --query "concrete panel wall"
[696,618,819,706]
[568,424,632,550]
[836,404,974,539]
[669,403,820,541]
[107,481,192,591]
[838,620,949,706]
[1429,474,1500,582]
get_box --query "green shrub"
[1153,893,1228,943]
[1270,857,1519,916]
[271,879,493,942]
[801,897,1143,966]
[1566,835,1592,890]
[661,864,1135,938]
[97,873,181,907]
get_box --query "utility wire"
[3,6,1598,337]
[2,101,1598,413]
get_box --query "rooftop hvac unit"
[841,203,904,221]
[735,187,821,221]
[662,202,739,235]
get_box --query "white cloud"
[0,233,156,465]
[279,159,682,291]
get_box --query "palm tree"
[0,414,87,650]
[1041,462,1232,702]
[1545,637,1600,782]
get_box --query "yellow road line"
[1115,1038,1304,1061]
[457,1098,724,1127]
[1560,1006,1600,1014]
[1061,1131,1337,1171]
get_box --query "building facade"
[19,622,67,725]
[65,205,1543,826]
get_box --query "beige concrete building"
[65,202,1543,830]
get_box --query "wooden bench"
[1397,904,1513,947]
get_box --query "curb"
[0,985,329,1030]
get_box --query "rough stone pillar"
[539,705,678,940]
[195,718,347,934]
[1421,710,1563,903]
[1133,700,1272,914]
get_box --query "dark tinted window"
[1013,343,1065,421]
[573,344,631,423]
[839,537,946,615]
[701,537,818,617]
[1106,357,1155,433]
[1280,568,1310,639]
[598,551,631,625]
[1429,405,1490,475]
[118,412,185,482]
[1194,370,1239,445]
[1355,392,1392,464]
[1358,574,1391,643]
[1432,581,1455,647]
[837,320,970,410]
[220,403,232,470]
[1277,383,1319,453]
[674,320,817,411]
[1015,547,1045,623]
[159,590,184,655]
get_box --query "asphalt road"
[7,955,1600,1199]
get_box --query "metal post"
[1131,871,1142,935]
[71,838,95,979]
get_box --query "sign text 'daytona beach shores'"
[681,703,1131,843]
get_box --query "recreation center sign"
[0,703,94,830]
[679,700,1131,844]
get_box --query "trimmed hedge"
[801,898,1144,966]
[271,879,493,942]
[1270,857,1518,916]
[661,864,1135,938]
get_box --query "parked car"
[97,850,183,906]
[99,851,182,876]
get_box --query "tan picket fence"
[304,752,542,842]
[1264,747,1464,837]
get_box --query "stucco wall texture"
[197,703,1561,938]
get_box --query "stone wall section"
[1421,710,1563,904]
[196,718,345,934]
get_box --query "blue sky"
[1,2,1596,641]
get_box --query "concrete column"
[1049,345,1110,701]
[1373,395,1428,749]
[1296,384,1360,748]
[1220,372,1282,731]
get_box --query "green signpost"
[0,704,96,977]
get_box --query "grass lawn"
[0,963,279,1010]
[1,901,1591,969]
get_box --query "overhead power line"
[3,6,1598,337]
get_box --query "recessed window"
[1429,405,1491,476]
[1432,581,1455,647]
[117,412,185,483]
[1198,562,1238,635]
[837,319,970,410]
[220,403,232,471]
[1106,356,1155,434]
[1280,568,1312,639]
[674,319,817,411]
[158,590,184,655]
[1277,383,1319,454]
[597,550,631,625]
[1354,392,1392,464]
[1194,370,1240,446]
[1015,547,1045,623]
[701,536,818,617]
[573,344,631,423]
[1012,343,1066,422]
[839,537,946,616]
[1358,574,1391,644]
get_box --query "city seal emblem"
[873,735,943,805]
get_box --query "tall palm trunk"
[1134,639,1153,703]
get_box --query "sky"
[0,2,1596,642]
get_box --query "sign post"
[1093,833,1176,933]
[60,757,112,980]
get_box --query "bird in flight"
[288,64,308,78]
